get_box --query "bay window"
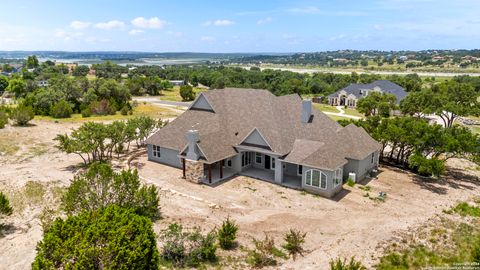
[305,169,327,189]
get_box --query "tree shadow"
[410,166,479,195]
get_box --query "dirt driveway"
[134,155,480,269]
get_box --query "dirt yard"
[134,155,480,269]
[0,118,479,269]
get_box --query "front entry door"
[264,155,271,169]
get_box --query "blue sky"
[0,0,479,52]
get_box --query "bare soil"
[0,119,479,269]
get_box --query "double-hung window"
[152,145,161,158]
[297,165,303,176]
[305,169,327,189]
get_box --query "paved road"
[133,97,191,108]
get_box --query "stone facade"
[185,159,204,184]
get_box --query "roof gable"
[189,93,214,112]
[240,128,272,150]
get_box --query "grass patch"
[346,178,355,187]
[34,103,177,123]
[0,139,20,156]
[451,202,480,217]
[377,220,480,269]
[358,185,371,191]
[28,143,49,157]
[344,107,364,117]
[160,86,207,102]
[328,115,354,122]
[468,125,480,135]
[312,103,339,113]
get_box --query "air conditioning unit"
[348,172,357,183]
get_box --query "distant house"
[169,80,185,86]
[37,80,49,87]
[146,88,380,198]
[328,80,407,108]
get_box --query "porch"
[201,161,236,185]
[240,167,302,190]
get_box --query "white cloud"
[204,19,235,26]
[94,20,125,30]
[288,6,321,14]
[201,36,216,42]
[128,29,145,35]
[257,17,272,25]
[70,21,91,30]
[55,30,84,41]
[131,17,167,29]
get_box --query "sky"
[0,0,479,52]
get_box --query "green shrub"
[247,234,283,268]
[472,244,480,263]
[218,217,238,249]
[0,192,13,229]
[50,100,72,118]
[90,99,115,115]
[159,223,218,267]
[282,229,306,260]
[120,105,129,115]
[32,205,159,269]
[0,110,8,128]
[347,178,355,187]
[10,105,34,126]
[330,257,367,270]
[409,154,445,177]
[179,85,196,101]
[81,107,92,117]
[61,162,160,220]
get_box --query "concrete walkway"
[322,106,362,120]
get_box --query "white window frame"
[226,159,232,167]
[242,152,252,167]
[297,165,303,176]
[152,145,161,158]
[271,157,275,170]
[305,169,327,190]
[255,153,262,164]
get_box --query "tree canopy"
[32,205,159,270]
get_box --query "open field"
[1,113,479,269]
[33,103,180,123]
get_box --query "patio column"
[182,158,186,178]
[208,164,212,183]
[220,160,223,179]
[274,158,283,183]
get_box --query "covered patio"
[201,161,236,185]
[240,166,302,190]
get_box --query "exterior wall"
[284,162,300,177]
[343,150,379,182]
[147,145,182,168]
[301,166,342,198]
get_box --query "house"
[169,80,185,86]
[146,88,380,198]
[328,80,407,108]
[37,80,49,87]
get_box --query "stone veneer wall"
[185,159,204,184]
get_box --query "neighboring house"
[328,80,407,108]
[169,80,185,86]
[146,88,380,198]
[37,80,49,87]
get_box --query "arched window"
[305,169,327,189]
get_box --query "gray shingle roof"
[146,88,381,170]
[328,80,407,103]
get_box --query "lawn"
[160,86,207,102]
[34,103,178,123]
[468,125,480,135]
[312,103,339,113]
[326,115,352,122]
[343,107,364,117]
